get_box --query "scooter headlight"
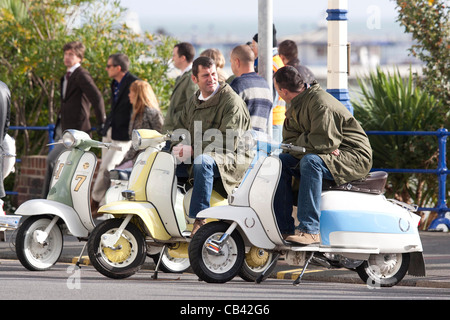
[131,130,142,150]
[62,130,77,149]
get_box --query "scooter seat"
[322,171,388,195]
[109,169,132,181]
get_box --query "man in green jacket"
[273,66,372,245]
[172,56,252,235]
[163,42,198,132]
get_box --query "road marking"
[277,268,326,279]
[71,256,90,266]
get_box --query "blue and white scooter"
[188,131,426,287]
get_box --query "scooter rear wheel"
[356,252,410,287]
[239,247,278,282]
[87,218,146,279]
[16,215,63,271]
[189,221,245,283]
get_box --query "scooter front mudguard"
[98,200,171,241]
[197,206,277,250]
[15,199,91,237]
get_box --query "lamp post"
[326,0,352,113]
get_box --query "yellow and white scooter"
[87,129,228,279]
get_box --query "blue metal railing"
[367,128,449,230]
[5,125,450,230]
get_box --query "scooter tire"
[87,218,146,279]
[15,215,63,271]
[356,252,410,287]
[189,221,245,283]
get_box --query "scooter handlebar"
[280,143,306,153]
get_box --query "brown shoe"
[285,230,320,245]
[190,218,206,237]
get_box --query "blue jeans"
[274,153,334,235]
[176,154,220,219]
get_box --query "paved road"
[1,259,449,302]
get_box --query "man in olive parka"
[172,56,252,235]
[273,66,372,245]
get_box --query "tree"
[394,0,449,124]
[353,67,442,210]
[0,0,176,156]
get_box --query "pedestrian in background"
[0,81,11,198]
[115,80,164,169]
[91,53,138,215]
[230,44,272,133]
[163,42,197,133]
[42,41,105,197]
[278,39,315,85]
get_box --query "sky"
[118,0,404,40]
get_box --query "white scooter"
[14,130,120,270]
[88,129,277,281]
[189,132,426,287]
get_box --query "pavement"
[1,228,449,288]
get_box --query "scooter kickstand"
[293,252,314,286]
[75,242,88,268]
[255,252,280,284]
[152,245,166,280]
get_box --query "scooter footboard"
[98,200,171,241]
[197,206,277,249]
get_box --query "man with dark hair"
[163,42,197,132]
[278,40,315,85]
[273,66,372,245]
[172,56,252,235]
[91,53,138,215]
[230,44,272,132]
[43,41,106,197]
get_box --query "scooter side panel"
[197,206,277,249]
[320,209,422,252]
[15,199,89,237]
[98,200,171,241]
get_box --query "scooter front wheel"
[189,221,245,283]
[16,216,63,271]
[87,218,146,279]
[356,253,410,287]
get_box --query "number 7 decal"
[74,175,87,192]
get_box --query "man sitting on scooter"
[273,66,372,245]
[171,56,252,236]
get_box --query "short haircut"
[231,44,255,64]
[108,53,130,73]
[278,40,298,62]
[175,42,195,63]
[63,41,86,61]
[273,66,305,92]
[200,48,225,68]
[192,56,215,77]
